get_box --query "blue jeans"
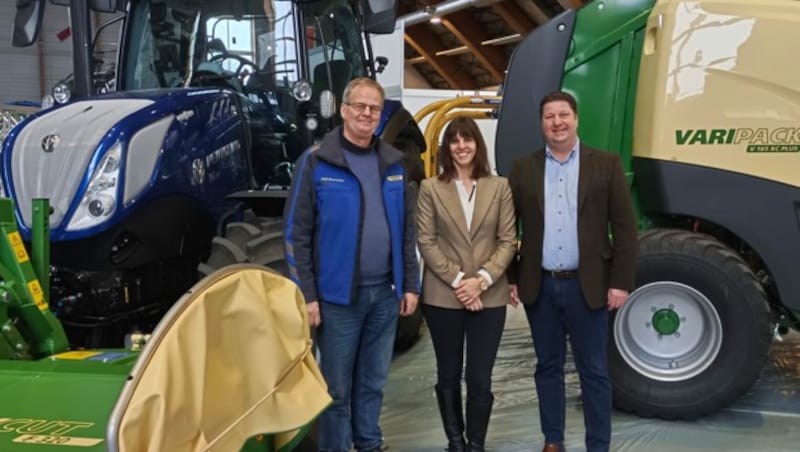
[316,282,399,452]
[524,275,611,452]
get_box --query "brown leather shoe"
[542,443,564,452]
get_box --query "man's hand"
[509,284,520,307]
[307,300,321,327]
[400,292,419,316]
[455,278,482,305]
[607,288,629,310]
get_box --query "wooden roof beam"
[441,11,507,84]
[404,26,478,89]
[492,1,537,35]
[519,0,550,25]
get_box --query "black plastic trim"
[495,9,576,176]
[635,157,800,311]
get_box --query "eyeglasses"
[345,102,383,115]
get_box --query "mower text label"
[13,434,103,447]
[0,418,92,436]
[0,418,102,448]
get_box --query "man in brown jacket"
[508,91,638,452]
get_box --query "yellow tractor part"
[415,96,501,178]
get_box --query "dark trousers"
[524,275,611,452]
[423,304,506,401]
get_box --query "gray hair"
[342,77,385,105]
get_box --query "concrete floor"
[380,307,800,452]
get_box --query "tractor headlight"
[66,143,122,231]
[292,79,312,102]
[52,83,71,105]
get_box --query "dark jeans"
[423,304,506,401]
[524,275,611,452]
[316,282,399,452]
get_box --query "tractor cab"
[122,0,371,188]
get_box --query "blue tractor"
[4,0,425,349]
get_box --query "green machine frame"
[0,198,68,359]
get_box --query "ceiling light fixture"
[423,5,442,24]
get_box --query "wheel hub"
[652,309,680,335]
[613,281,723,382]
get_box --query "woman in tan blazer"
[416,117,516,452]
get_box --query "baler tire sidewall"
[609,229,771,419]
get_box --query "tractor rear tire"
[198,217,286,277]
[609,229,771,419]
[395,300,423,353]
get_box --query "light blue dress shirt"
[541,141,580,271]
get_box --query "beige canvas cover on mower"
[106,264,330,451]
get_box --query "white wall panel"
[0,3,118,105]
[0,2,72,104]
[39,3,76,95]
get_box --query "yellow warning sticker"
[27,280,48,311]
[52,350,101,360]
[7,232,29,263]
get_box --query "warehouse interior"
[1,1,800,451]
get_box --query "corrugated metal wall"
[0,2,120,105]
[0,2,72,104]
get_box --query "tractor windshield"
[122,0,364,101]
[123,0,299,90]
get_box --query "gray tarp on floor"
[381,307,800,451]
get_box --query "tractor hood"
[0,88,233,239]
[6,98,154,231]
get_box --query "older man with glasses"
[284,77,420,452]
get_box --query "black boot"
[435,385,467,452]
[466,395,493,452]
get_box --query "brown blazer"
[416,175,516,309]
[508,144,638,309]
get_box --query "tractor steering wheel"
[208,53,258,78]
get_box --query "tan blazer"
[508,145,638,309]
[416,175,516,309]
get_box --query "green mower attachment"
[0,199,328,451]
